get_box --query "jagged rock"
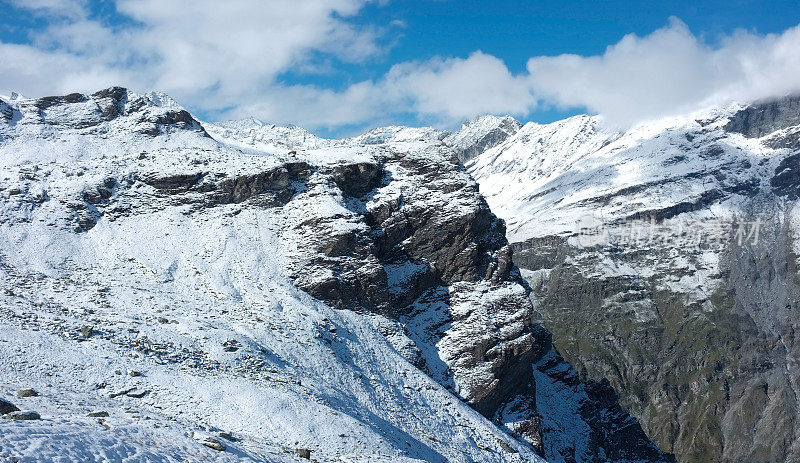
[16,389,38,398]
[79,325,94,339]
[724,94,800,138]
[771,153,800,198]
[109,387,135,398]
[295,448,312,459]
[0,398,19,415]
[329,162,383,197]
[87,411,109,417]
[222,340,240,352]
[218,432,236,441]
[0,99,13,121]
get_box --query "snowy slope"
[0,88,547,462]
[203,117,333,154]
[465,107,785,242]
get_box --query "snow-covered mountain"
[443,115,522,163]
[465,95,800,462]
[0,88,669,462]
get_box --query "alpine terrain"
[0,88,672,462]
[465,95,800,463]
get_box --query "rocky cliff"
[466,94,800,463]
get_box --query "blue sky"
[1,0,799,136]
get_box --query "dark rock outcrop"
[724,94,800,138]
[0,398,19,415]
[16,389,38,398]
[282,149,670,461]
[4,410,40,420]
[771,153,800,198]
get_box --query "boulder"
[0,398,19,415]
[4,410,40,420]
[192,431,226,451]
[16,389,38,398]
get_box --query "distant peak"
[445,115,523,163]
[0,86,206,138]
[213,116,267,130]
[461,114,521,129]
[4,91,26,101]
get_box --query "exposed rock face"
[0,398,19,415]
[16,389,38,398]
[724,94,800,138]
[466,94,800,463]
[271,129,670,462]
[771,153,800,198]
[4,410,40,421]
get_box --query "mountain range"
[0,86,798,462]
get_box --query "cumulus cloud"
[252,19,800,130]
[526,18,800,127]
[1,5,798,132]
[0,0,382,110]
[229,52,537,129]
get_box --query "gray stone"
[192,431,226,451]
[4,410,40,420]
[125,389,148,398]
[16,389,38,398]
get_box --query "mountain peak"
[445,114,523,163]
[0,87,206,140]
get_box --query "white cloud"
[525,18,800,127]
[382,52,536,122]
[227,18,800,130]
[229,52,537,129]
[10,0,88,19]
[0,0,381,111]
[1,6,798,132]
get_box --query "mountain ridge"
[465,92,800,462]
[0,87,669,462]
